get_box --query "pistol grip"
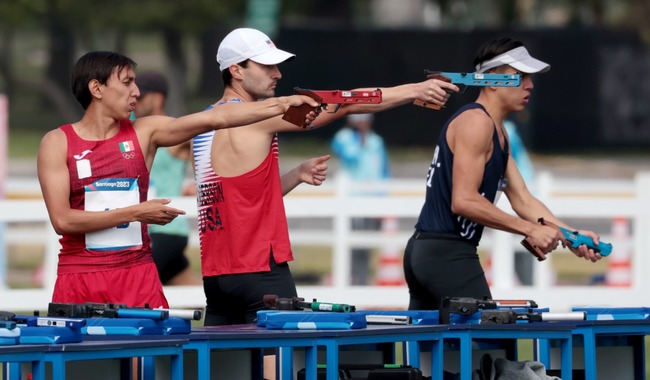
[413,73,452,110]
[283,88,322,127]
[521,237,547,261]
[413,99,443,110]
[282,103,319,127]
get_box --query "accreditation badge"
[84,178,142,251]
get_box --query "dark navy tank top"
[414,103,509,246]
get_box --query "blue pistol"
[522,218,613,261]
[414,70,521,110]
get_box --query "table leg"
[195,343,211,379]
[304,346,318,380]
[31,360,45,380]
[535,338,551,367]
[323,340,339,380]
[430,339,443,380]
[404,341,420,368]
[170,350,183,380]
[580,332,596,380]
[560,336,573,380]
[278,347,293,380]
[458,336,473,380]
[49,353,66,380]
[6,362,20,380]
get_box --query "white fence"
[1,171,649,312]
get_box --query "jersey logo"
[73,150,93,160]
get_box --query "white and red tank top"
[193,102,292,276]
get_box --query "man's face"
[102,66,139,120]
[495,66,535,113]
[240,61,282,100]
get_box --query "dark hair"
[473,37,524,70]
[221,59,249,87]
[137,71,169,97]
[70,51,137,110]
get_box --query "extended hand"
[414,78,460,108]
[138,199,186,225]
[299,154,330,186]
[563,229,603,262]
[526,224,562,260]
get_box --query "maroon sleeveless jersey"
[57,121,153,274]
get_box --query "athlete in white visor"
[404,37,603,313]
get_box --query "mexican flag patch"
[119,140,134,152]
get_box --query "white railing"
[1,172,649,312]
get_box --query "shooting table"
[0,344,48,380]
[404,323,575,380]
[170,319,576,380]
[183,325,322,379]
[2,337,187,380]
[447,323,574,380]
[538,319,650,380]
[180,324,446,380]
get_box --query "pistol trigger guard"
[328,104,342,113]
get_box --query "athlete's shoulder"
[453,106,492,129]
[40,126,67,146]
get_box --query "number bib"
[84,178,142,251]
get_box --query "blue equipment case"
[257,311,367,330]
[572,306,650,320]
[82,318,165,335]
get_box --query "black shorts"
[203,254,297,326]
[150,233,190,284]
[403,231,491,310]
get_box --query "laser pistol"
[282,88,382,127]
[521,218,613,261]
[48,302,169,320]
[263,295,356,313]
[481,309,586,324]
[413,70,521,110]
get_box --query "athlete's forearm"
[280,166,302,196]
[47,207,139,235]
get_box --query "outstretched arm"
[309,78,461,128]
[281,155,331,196]
[138,95,319,161]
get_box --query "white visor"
[475,46,550,74]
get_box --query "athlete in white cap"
[193,27,460,327]
[404,37,604,311]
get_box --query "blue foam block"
[157,317,191,334]
[82,318,165,335]
[19,326,82,344]
[572,307,650,321]
[0,327,20,346]
[257,311,367,330]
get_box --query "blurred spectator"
[135,71,200,286]
[331,113,390,285]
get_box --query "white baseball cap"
[217,28,295,71]
[475,46,550,74]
